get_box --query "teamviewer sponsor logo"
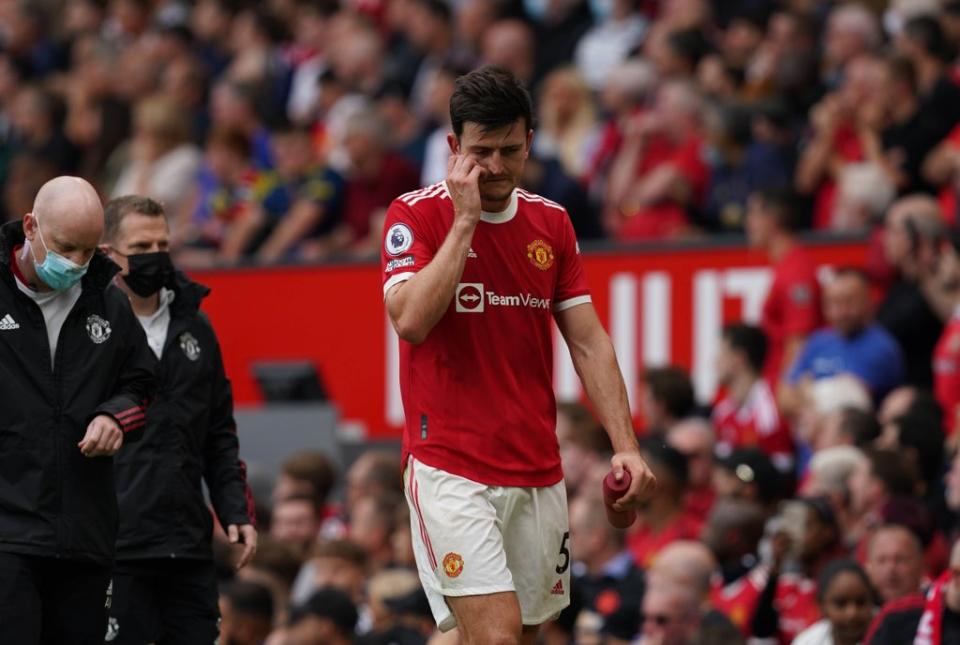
[456,283,484,312]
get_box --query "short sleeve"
[781,275,820,336]
[381,198,435,300]
[553,212,591,312]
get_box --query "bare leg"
[447,592,523,645]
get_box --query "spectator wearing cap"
[640,365,696,435]
[279,587,358,645]
[219,579,275,645]
[866,523,927,604]
[667,417,717,522]
[713,447,782,511]
[746,186,822,387]
[713,323,794,474]
[605,80,709,240]
[784,267,905,407]
[568,489,645,641]
[627,438,702,568]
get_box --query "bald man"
[0,176,156,643]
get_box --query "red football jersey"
[761,245,822,385]
[933,311,960,436]
[711,567,819,643]
[712,379,794,472]
[381,183,591,487]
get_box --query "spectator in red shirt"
[604,80,709,240]
[745,185,823,388]
[627,438,702,569]
[713,323,795,474]
[329,108,419,258]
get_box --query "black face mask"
[124,251,174,297]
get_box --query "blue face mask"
[32,215,89,291]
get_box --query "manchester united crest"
[86,314,111,344]
[442,552,464,578]
[526,239,555,271]
[179,332,201,362]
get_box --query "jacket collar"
[169,270,210,316]
[0,220,119,292]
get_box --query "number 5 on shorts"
[555,531,570,574]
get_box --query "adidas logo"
[0,314,19,330]
[550,579,564,596]
[467,247,478,258]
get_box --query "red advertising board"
[192,239,867,438]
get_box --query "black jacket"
[114,272,255,561]
[0,221,157,565]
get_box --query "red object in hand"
[603,470,636,529]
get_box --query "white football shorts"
[403,456,571,632]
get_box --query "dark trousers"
[0,551,112,644]
[107,558,219,645]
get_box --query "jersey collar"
[480,188,518,224]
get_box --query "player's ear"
[447,132,460,155]
[524,130,534,158]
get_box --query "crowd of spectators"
[11,1,960,644]
[5,0,960,266]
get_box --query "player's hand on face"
[78,414,124,457]
[609,451,657,512]
[228,523,258,570]
[446,152,484,227]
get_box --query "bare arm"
[219,206,265,263]
[386,155,482,344]
[257,200,323,264]
[555,303,656,509]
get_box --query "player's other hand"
[609,451,657,512]
[78,414,123,457]
[447,153,484,228]
[228,523,258,570]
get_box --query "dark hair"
[275,492,322,515]
[220,579,274,620]
[800,495,839,533]
[751,185,801,232]
[557,401,611,454]
[864,448,918,498]
[412,0,452,22]
[450,65,533,138]
[643,366,696,421]
[666,28,711,69]
[103,195,166,243]
[248,539,304,588]
[816,558,877,607]
[884,55,918,96]
[290,588,358,635]
[904,15,953,62]
[280,452,337,503]
[312,539,368,569]
[891,407,945,487]
[207,127,253,158]
[639,436,689,490]
[722,324,767,374]
[837,407,880,446]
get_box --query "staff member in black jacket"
[100,195,257,644]
[0,177,156,644]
